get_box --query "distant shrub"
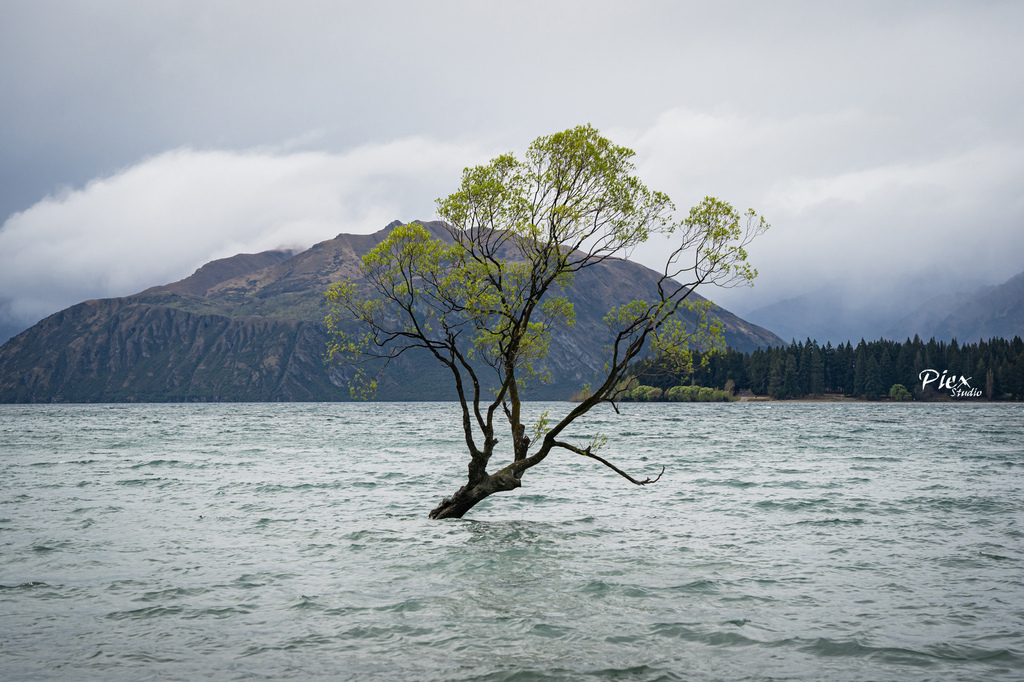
[629,385,659,402]
[666,386,686,402]
[665,385,730,402]
[889,383,912,401]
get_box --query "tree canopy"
[325,124,767,519]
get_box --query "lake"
[1,402,1022,680]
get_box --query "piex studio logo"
[919,369,983,398]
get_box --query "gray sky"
[2,1,1023,337]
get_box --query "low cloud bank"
[3,109,1023,342]
[619,108,1024,314]
[0,137,490,334]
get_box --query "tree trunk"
[428,466,523,519]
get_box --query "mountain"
[741,292,854,345]
[739,288,913,345]
[886,270,1024,342]
[740,270,1024,346]
[0,221,784,402]
[142,248,297,297]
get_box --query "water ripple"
[1,401,1022,681]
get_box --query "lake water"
[1,402,1023,681]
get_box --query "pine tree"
[843,342,856,394]
[879,349,894,391]
[864,355,883,399]
[768,354,785,399]
[783,354,799,399]
[896,342,913,388]
[822,341,835,390]
[798,340,811,395]
[809,342,825,396]
[853,342,867,397]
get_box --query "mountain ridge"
[143,248,297,297]
[742,268,1024,345]
[885,271,1024,342]
[0,221,784,402]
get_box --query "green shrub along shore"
[621,336,1024,401]
[615,380,733,403]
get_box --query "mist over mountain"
[886,271,1024,343]
[742,270,1024,345]
[0,222,784,403]
[741,290,913,345]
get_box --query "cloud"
[615,108,1024,311]
[2,2,1023,344]
[2,105,1024,340]
[765,144,1024,215]
[0,137,492,328]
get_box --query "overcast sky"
[2,1,1023,337]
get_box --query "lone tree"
[325,125,767,519]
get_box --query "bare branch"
[551,441,664,485]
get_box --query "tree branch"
[551,440,664,485]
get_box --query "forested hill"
[636,336,1024,401]
[0,221,784,403]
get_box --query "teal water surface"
[1,402,1023,680]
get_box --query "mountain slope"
[886,270,1024,342]
[0,221,784,402]
[144,249,296,297]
